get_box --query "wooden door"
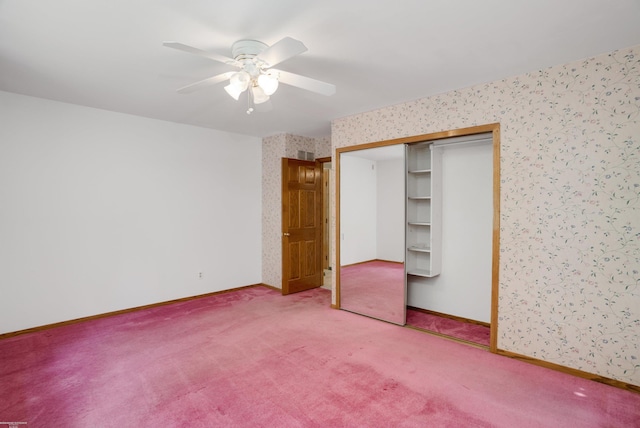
[282,158,322,294]
[322,163,330,271]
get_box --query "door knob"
[283,232,290,236]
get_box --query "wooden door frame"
[335,123,500,353]
[316,157,331,274]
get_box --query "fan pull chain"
[246,89,254,115]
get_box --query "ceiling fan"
[163,37,336,114]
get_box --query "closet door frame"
[335,123,500,352]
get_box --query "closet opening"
[336,123,500,352]
[405,133,494,348]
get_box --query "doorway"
[280,156,332,295]
[320,158,332,289]
[281,158,322,294]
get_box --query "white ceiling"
[2,0,640,138]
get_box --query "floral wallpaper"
[262,134,286,288]
[261,134,331,288]
[331,45,640,386]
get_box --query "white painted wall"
[0,91,262,334]
[407,141,493,322]
[376,158,404,262]
[339,156,376,265]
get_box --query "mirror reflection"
[339,144,406,325]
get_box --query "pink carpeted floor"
[1,286,639,427]
[406,309,491,347]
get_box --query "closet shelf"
[406,140,441,279]
[407,269,436,278]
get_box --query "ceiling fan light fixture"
[230,71,250,91]
[224,83,244,100]
[258,72,279,96]
[251,85,270,104]
[165,37,336,113]
[224,71,251,100]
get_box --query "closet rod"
[430,137,492,149]
[431,137,493,149]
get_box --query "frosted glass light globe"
[258,73,279,96]
[230,71,250,92]
[251,85,270,104]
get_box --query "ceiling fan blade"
[176,72,234,94]
[163,42,239,67]
[273,69,336,96]
[257,37,308,68]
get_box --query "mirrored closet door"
[338,144,406,325]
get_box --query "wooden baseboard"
[0,283,267,340]
[497,349,640,394]
[401,307,639,393]
[260,283,282,293]
[405,324,489,350]
[407,306,490,327]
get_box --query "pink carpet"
[406,309,491,347]
[1,286,639,427]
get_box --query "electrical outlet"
[198,272,203,279]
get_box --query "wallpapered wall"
[262,134,331,288]
[331,45,640,386]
